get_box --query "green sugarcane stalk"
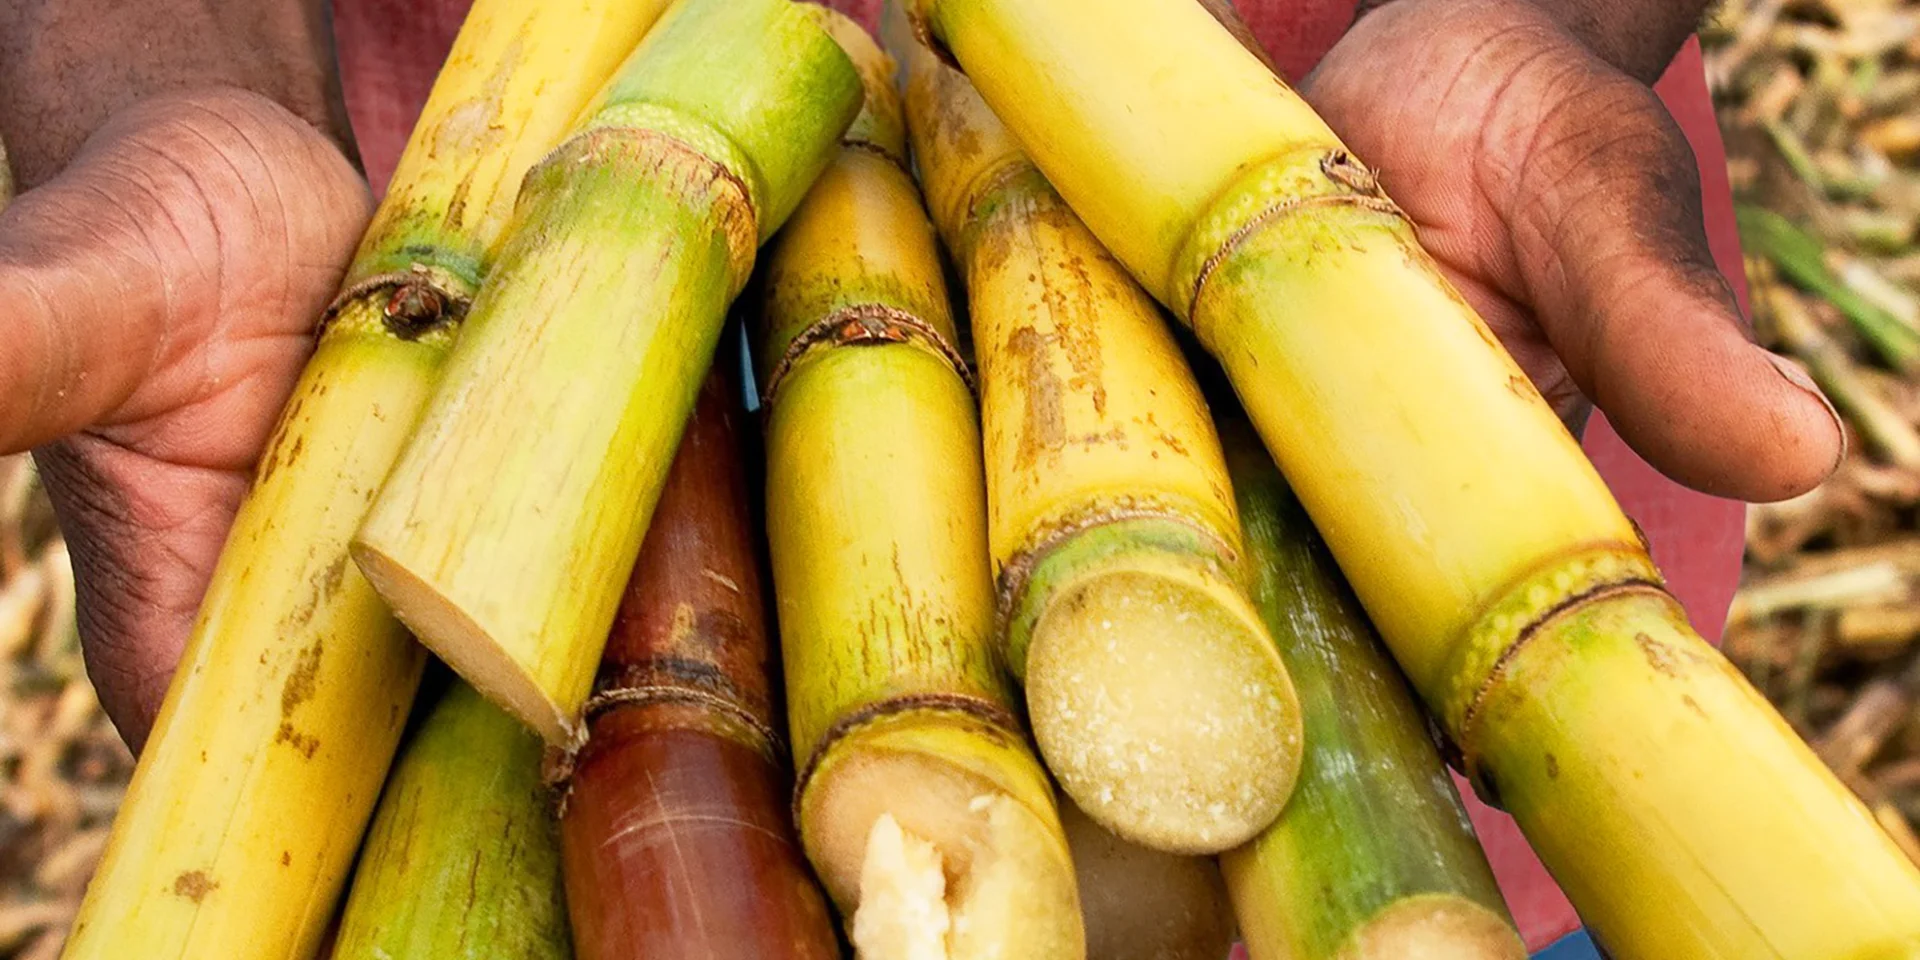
[1219,413,1524,960]
[333,679,568,959]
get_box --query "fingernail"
[1766,351,1848,472]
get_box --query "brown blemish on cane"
[172,870,216,902]
[1007,325,1066,471]
[1544,752,1559,780]
[1635,632,1681,679]
[273,640,324,759]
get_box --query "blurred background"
[0,0,1918,955]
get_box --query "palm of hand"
[2,89,368,748]
[1300,0,1841,504]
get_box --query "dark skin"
[0,0,1841,751]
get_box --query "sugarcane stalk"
[1058,794,1236,960]
[1,135,12,206]
[895,22,1298,854]
[755,17,1082,959]
[558,361,838,960]
[901,2,1920,956]
[1219,413,1523,960]
[332,677,567,959]
[353,0,862,745]
[60,4,671,957]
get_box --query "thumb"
[0,88,366,456]
[1485,59,1844,503]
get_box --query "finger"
[1482,61,1844,503]
[0,88,366,456]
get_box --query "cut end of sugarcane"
[804,732,1083,960]
[1025,565,1302,854]
[852,814,953,960]
[1058,793,1236,960]
[1336,895,1528,960]
[350,541,573,745]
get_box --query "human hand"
[0,0,371,749]
[1302,0,1844,503]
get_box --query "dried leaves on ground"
[0,458,133,959]
[1712,0,1920,865]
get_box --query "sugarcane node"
[319,267,473,341]
[1182,162,1408,329]
[845,137,913,177]
[578,684,784,759]
[791,692,1025,821]
[1430,546,1665,741]
[1455,578,1671,805]
[992,498,1237,665]
[758,301,975,405]
[531,122,762,289]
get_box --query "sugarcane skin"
[334,681,568,960]
[353,0,862,744]
[62,309,435,960]
[346,0,675,290]
[356,134,752,744]
[561,366,839,960]
[897,27,1300,853]
[1220,418,1521,960]
[60,4,671,955]
[759,22,1083,953]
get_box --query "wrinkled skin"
[0,0,1841,750]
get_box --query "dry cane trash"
[905,0,1920,955]
[753,14,1084,960]
[60,2,672,956]
[353,0,862,745]
[558,363,839,960]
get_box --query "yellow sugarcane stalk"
[59,4,669,958]
[896,17,1299,854]
[904,2,1920,956]
[353,0,861,744]
[756,17,1083,960]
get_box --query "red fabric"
[332,2,1746,950]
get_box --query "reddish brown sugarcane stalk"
[559,359,840,960]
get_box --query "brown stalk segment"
[559,363,839,960]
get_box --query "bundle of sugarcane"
[331,677,566,960]
[753,14,1083,959]
[1220,411,1524,960]
[558,362,839,960]
[891,5,1300,856]
[352,0,862,746]
[58,3,673,957]
[899,0,1920,955]
[1058,794,1237,960]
